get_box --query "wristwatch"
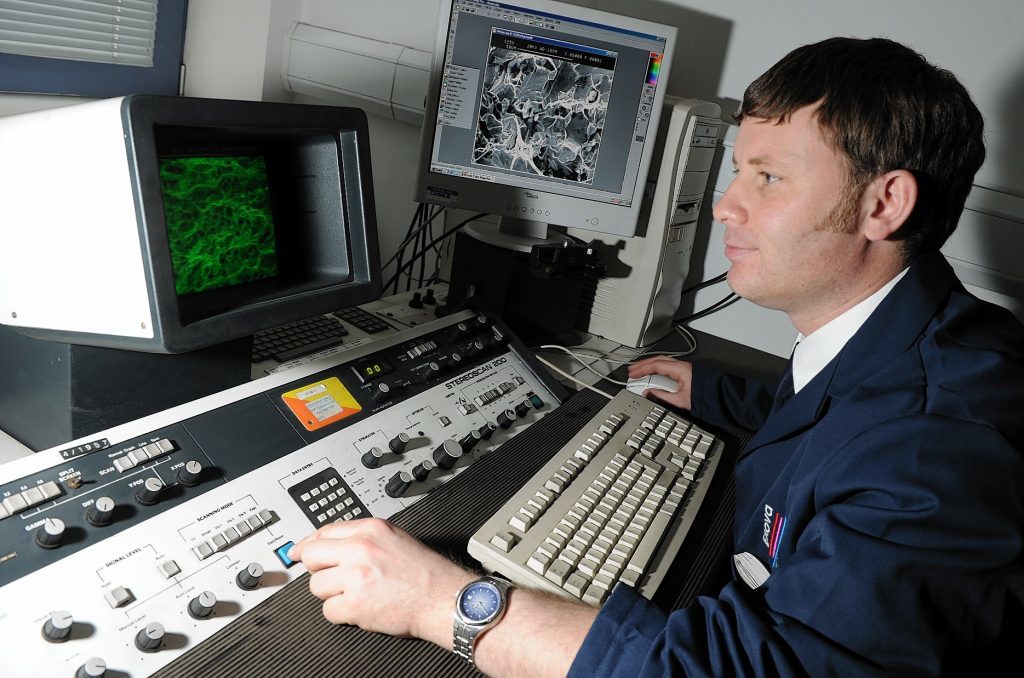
[452,576,513,667]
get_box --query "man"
[289,37,1024,675]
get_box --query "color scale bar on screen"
[646,53,662,86]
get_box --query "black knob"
[459,430,482,453]
[515,399,531,417]
[188,591,217,619]
[236,562,264,591]
[135,477,164,506]
[474,314,490,330]
[42,610,73,642]
[409,292,423,309]
[449,322,472,342]
[385,471,413,498]
[478,422,499,440]
[35,517,65,549]
[432,439,463,470]
[370,382,392,403]
[388,432,411,454]
[445,351,464,372]
[421,361,442,382]
[87,496,116,527]
[411,460,434,482]
[467,340,486,357]
[496,409,517,429]
[423,288,436,305]
[134,622,165,652]
[177,460,203,487]
[361,446,384,469]
[76,657,106,678]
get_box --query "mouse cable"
[535,354,614,399]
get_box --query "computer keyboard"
[468,389,724,606]
[251,308,391,363]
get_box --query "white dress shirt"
[791,268,909,394]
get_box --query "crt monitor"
[0,95,381,353]
[414,0,677,240]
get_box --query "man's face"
[714,105,868,323]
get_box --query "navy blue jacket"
[569,253,1024,676]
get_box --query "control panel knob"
[76,657,106,678]
[421,361,442,382]
[35,517,65,549]
[478,422,498,440]
[496,408,518,430]
[411,460,434,482]
[134,622,165,652]
[474,314,490,330]
[467,339,486,358]
[409,291,423,309]
[423,288,436,305]
[236,562,264,591]
[135,477,165,506]
[432,439,463,470]
[360,446,384,469]
[384,471,414,498]
[177,460,203,487]
[388,432,411,454]
[444,351,464,372]
[515,399,531,417]
[370,382,391,403]
[448,321,472,342]
[86,496,116,527]
[459,429,482,453]
[42,610,73,642]
[188,591,217,619]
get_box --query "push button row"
[192,509,276,561]
[0,480,61,520]
[113,438,175,473]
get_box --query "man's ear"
[861,170,918,242]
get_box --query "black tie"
[772,346,797,413]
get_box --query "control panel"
[0,308,566,676]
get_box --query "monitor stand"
[445,217,587,346]
[0,325,252,452]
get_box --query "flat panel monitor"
[414,0,677,239]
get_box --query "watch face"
[458,581,502,624]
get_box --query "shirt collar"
[792,268,909,394]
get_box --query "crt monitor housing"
[414,0,677,239]
[0,95,381,353]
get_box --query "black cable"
[676,292,740,324]
[390,203,423,295]
[680,271,728,296]
[383,211,488,290]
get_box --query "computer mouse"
[625,373,679,395]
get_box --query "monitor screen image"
[159,155,279,297]
[416,0,676,238]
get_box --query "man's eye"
[761,172,780,184]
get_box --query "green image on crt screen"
[160,156,278,296]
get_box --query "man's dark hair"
[737,37,985,261]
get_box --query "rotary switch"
[42,610,73,642]
[385,471,414,498]
[236,562,264,591]
[388,432,411,454]
[459,430,482,453]
[432,439,463,471]
[411,460,434,482]
[35,517,65,549]
[360,446,384,469]
[421,361,442,382]
[76,658,106,678]
[515,399,531,417]
[135,477,165,506]
[445,352,464,372]
[448,321,472,342]
[496,409,517,430]
[478,422,498,440]
[177,460,203,487]
[86,496,116,527]
[188,591,217,619]
[370,382,392,403]
[134,622,165,652]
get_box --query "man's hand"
[288,518,474,648]
[628,356,694,410]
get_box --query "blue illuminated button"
[275,541,297,568]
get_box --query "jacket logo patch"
[762,503,787,567]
